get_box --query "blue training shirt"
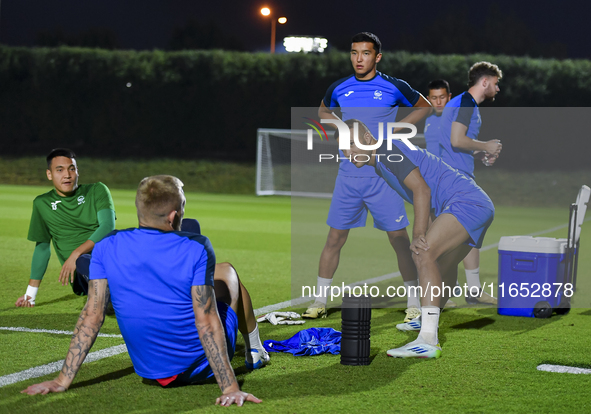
[439,92,482,178]
[323,71,420,177]
[89,227,216,379]
[423,112,443,156]
[372,141,493,216]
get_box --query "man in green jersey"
[15,148,116,307]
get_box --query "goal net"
[256,128,338,198]
[256,128,425,197]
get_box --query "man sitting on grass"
[341,120,495,358]
[22,175,267,407]
[15,148,116,307]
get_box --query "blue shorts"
[176,302,238,383]
[439,201,494,249]
[327,175,409,231]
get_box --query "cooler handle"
[512,257,538,272]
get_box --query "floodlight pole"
[271,18,276,54]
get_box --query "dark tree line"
[36,27,121,50]
[35,20,245,52]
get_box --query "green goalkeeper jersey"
[27,182,115,264]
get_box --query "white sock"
[419,306,440,345]
[314,276,333,306]
[465,267,481,290]
[244,324,264,361]
[404,279,420,308]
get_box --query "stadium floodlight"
[284,37,328,53]
[260,7,287,53]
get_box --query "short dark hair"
[468,61,503,87]
[427,79,451,95]
[46,148,76,169]
[351,32,382,54]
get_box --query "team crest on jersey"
[77,195,85,205]
[51,200,61,210]
[373,90,383,100]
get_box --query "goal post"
[256,128,339,198]
[256,129,293,196]
[256,128,425,197]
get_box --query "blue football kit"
[90,227,238,382]
[423,113,443,156]
[372,142,494,248]
[439,92,482,178]
[322,71,420,230]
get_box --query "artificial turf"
[1,184,590,414]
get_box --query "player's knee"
[411,249,437,269]
[213,263,241,304]
[215,262,238,281]
[325,231,348,250]
[216,262,233,272]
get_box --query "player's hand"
[410,236,429,254]
[15,295,35,307]
[59,255,79,285]
[485,154,499,166]
[483,139,502,157]
[473,151,486,160]
[215,391,262,407]
[21,380,67,395]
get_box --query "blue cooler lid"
[498,236,566,254]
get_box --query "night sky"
[1,0,590,58]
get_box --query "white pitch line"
[254,297,310,316]
[480,216,591,252]
[256,217,587,315]
[0,326,122,338]
[537,364,591,374]
[0,345,128,388]
[4,217,586,386]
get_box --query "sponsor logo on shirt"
[77,196,85,205]
[51,200,61,210]
[373,90,383,100]
[344,91,354,97]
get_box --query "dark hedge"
[1,46,590,167]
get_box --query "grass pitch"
[1,184,591,414]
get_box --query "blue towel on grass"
[263,328,341,356]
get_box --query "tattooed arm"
[21,279,110,395]
[192,285,261,407]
